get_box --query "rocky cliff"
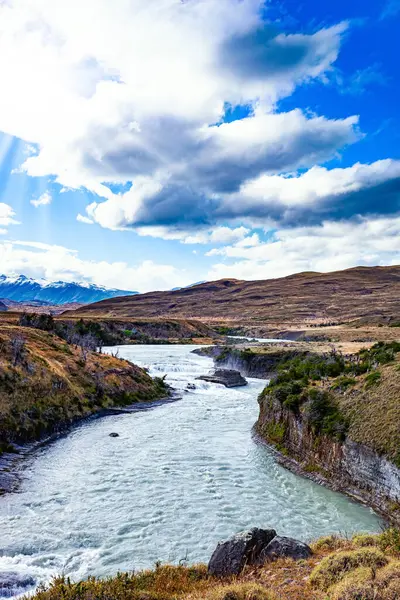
[257,395,400,522]
[256,344,400,523]
[193,345,307,378]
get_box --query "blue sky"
[0,0,399,292]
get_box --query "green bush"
[307,389,349,441]
[331,376,357,392]
[365,371,381,388]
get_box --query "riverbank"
[0,325,169,492]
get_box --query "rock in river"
[109,432,120,438]
[197,369,247,388]
[0,572,36,592]
[208,528,276,576]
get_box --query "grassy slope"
[0,312,218,345]
[0,325,167,451]
[336,358,400,462]
[23,531,400,600]
[257,343,400,465]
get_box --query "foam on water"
[0,345,381,597]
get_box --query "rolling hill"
[66,265,400,325]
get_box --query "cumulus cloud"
[0,0,360,234]
[207,216,400,281]
[219,22,347,95]
[76,213,94,225]
[0,203,19,229]
[0,240,190,292]
[30,191,52,208]
[87,158,400,234]
[216,159,400,226]
[1,0,398,254]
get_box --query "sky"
[0,0,399,293]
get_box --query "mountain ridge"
[66,265,400,324]
[0,274,138,305]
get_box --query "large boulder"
[259,536,312,562]
[197,369,248,388]
[208,528,276,577]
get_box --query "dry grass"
[328,567,375,600]
[336,356,400,463]
[21,532,400,600]
[309,548,388,590]
[351,533,381,548]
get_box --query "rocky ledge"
[197,369,248,388]
[208,527,312,577]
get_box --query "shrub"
[365,371,382,388]
[311,535,348,552]
[331,376,357,392]
[379,529,400,555]
[11,335,26,366]
[203,583,273,600]
[377,561,400,586]
[307,389,349,441]
[310,548,388,590]
[352,533,381,548]
[329,567,374,600]
[264,422,286,445]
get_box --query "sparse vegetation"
[259,342,400,451]
[309,547,388,590]
[365,370,382,388]
[18,313,215,346]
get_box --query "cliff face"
[196,346,306,379]
[257,395,400,521]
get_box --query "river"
[0,344,381,596]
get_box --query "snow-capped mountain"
[0,275,138,305]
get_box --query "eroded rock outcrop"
[197,369,248,388]
[259,535,312,562]
[208,528,311,576]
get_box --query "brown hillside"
[66,266,400,324]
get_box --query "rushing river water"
[0,345,381,596]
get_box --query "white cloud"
[30,191,52,208]
[207,217,400,281]
[236,159,400,207]
[0,203,19,229]
[0,0,356,235]
[77,213,94,225]
[0,240,190,292]
[180,226,250,245]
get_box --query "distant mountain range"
[0,275,138,305]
